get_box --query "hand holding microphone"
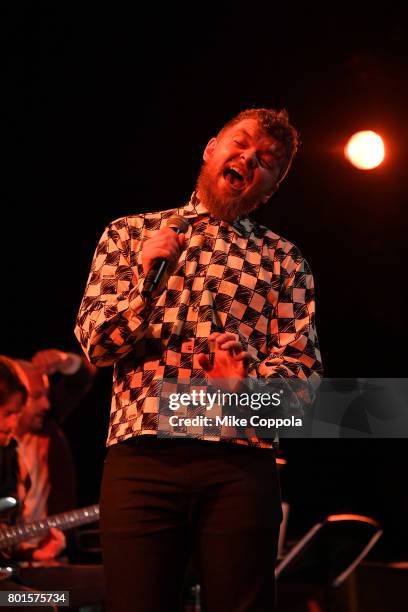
[142,215,189,298]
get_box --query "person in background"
[1,356,60,612]
[0,352,105,610]
[15,350,97,532]
[0,356,27,498]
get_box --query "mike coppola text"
[166,389,303,429]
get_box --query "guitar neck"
[0,504,99,549]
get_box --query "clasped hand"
[198,332,250,392]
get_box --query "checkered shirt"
[74,193,322,448]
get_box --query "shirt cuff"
[126,278,159,316]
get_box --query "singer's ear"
[203,137,217,162]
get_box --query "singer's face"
[196,119,285,221]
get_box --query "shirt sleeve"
[74,217,157,366]
[248,250,323,411]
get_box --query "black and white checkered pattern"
[75,193,322,447]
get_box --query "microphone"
[142,215,189,298]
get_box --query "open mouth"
[223,165,248,190]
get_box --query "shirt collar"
[178,192,254,238]
[180,191,210,218]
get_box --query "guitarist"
[13,350,96,559]
[0,354,105,610]
[0,355,60,612]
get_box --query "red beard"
[195,162,266,222]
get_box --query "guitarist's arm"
[1,509,66,562]
[12,528,66,562]
[31,527,66,561]
[31,349,97,424]
[1,503,99,562]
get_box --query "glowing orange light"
[326,514,380,527]
[344,131,385,170]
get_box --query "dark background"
[2,5,407,558]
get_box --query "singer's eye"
[233,139,246,147]
[261,159,274,170]
[260,153,276,170]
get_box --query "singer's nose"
[240,148,257,168]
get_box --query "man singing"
[75,108,322,611]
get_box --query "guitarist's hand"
[32,527,66,561]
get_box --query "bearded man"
[75,108,322,612]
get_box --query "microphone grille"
[165,215,190,233]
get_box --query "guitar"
[0,503,99,549]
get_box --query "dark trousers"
[100,437,282,612]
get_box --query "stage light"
[344,131,385,170]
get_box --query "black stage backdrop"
[2,5,407,558]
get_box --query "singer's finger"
[208,332,221,341]
[149,238,181,257]
[197,353,212,372]
[145,248,176,261]
[178,234,186,250]
[218,340,242,353]
[233,351,250,363]
[214,333,237,345]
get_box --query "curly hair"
[218,108,300,184]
